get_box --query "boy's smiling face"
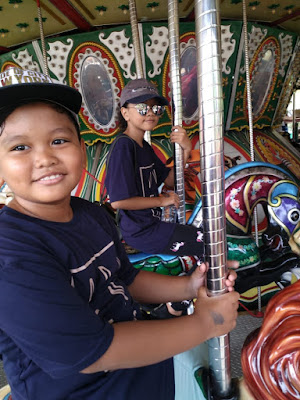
[0,102,85,220]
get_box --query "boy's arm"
[128,262,238,304]
[81,287,239,373]
[128,270,194,303]
[164,125,192,188]
[164,167,175,188]
[111,192,180,210]
[170,125,192,165]
[81,263,239,373]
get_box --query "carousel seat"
[0,385,11,400]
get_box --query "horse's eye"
[288,209,300,224]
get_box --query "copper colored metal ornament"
[241,280,300,400]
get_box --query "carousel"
[0,0,300,399]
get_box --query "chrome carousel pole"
[195,0,235,398]
[36,0,48,75]
[128,0,151,144]
[167,0,186,225]
[242,0,263,316]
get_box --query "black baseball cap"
[0,67,82,115]
[120,78,169,107]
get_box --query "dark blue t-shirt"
[105,134,176,253]
[0,197,174,400]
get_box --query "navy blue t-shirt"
[0,197,174,400]
[105,134,176,253]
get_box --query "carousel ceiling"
[0,0,299,53]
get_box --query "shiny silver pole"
[167,0,186,225]
[129,0,144,79]
[242,0,262,314]
[195,0,232,397]
[292,91,297,142]
[128,0,151,144]
[36,0,48,75]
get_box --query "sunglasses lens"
[134,103,165,116]
[152,105,165,116]
[135,104,148,116]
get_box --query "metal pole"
[292,91,297,142]
[167,0,186,225]
[195,0,232,397]
[36,0,49,75]
[242,0,262,314]
[128,0,151,144]
[129,0,144,78]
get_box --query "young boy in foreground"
[0,68,239,400]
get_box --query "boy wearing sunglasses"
[106,79,204,257]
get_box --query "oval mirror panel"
[251,49,275,117]
[81,56,114,127]
[181,46,198,119]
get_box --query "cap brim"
[128,93,169,106]
[0,83,82,114]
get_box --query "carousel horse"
[128,161,300,299]
[189,161,300,294]
[240,278,300,400]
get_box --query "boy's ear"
[121,107,129,121]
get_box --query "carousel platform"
[0,364,6,389]
[230,312,263,378]
[0,312,264,391]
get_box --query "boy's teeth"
[41,174,60,181]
